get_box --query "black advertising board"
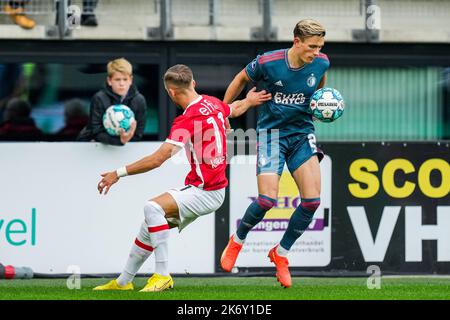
[323,142,449,274]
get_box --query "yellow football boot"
[139,274,174,292]
[93,279,134,291]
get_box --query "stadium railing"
[0,0,57,38]
[0,0,448,42]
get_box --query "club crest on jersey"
[307,74,316,87]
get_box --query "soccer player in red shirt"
[93,64,271,292]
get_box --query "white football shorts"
[167,185,225,231]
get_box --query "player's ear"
[106,76,112,86]
[192,79,196,89]
[168,87,176,98]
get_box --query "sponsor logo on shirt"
[210,156,226,168]
[273,92,305,104]
[274,80,283,86]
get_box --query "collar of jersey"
[183,95,202,115]
[284,49,307,71]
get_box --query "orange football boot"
[4,4,36,29]
[268,245,292,288]
[220,235,243,272]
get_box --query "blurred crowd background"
[0,0,448,142]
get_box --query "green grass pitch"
[1,276,450,300]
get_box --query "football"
[309,87,345,122]
[102,104,135,136]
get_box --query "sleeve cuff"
[165,139,185,148]
[245,68,257,83]
[227,104,233,118]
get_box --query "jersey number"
[207,112,225,155]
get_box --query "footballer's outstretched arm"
[223,69,251,104]
[229,87,272,118]
[97,142,180,195]
[122,142,179,175]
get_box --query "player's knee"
[300,198,320,213]
[143,201,165,224]
[138,222,151,241]
[255,195,277,211]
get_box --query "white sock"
[145,201,171,277]
[155,243,169,276]
[117,223,153,286]
[276,244,289,257]
[233,233,245,245]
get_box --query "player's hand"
[119,120,137,145]
[246,87,272,106]
[98,171,119,195]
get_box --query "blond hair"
[293,19,326,40]
[107,58,133,77]
[164,64,193,89]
